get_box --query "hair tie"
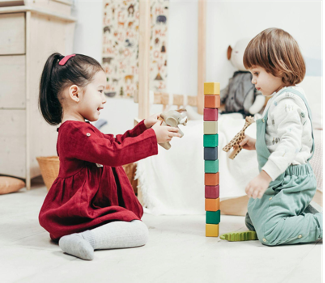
[59,54,76,66]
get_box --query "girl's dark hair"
[39,53,104,125]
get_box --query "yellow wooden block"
[204,121,218,134]
[204,82,220,95]
[206,224,219,237]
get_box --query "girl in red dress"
[38,53,180,260]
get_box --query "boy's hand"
[144,113,160,129]
[151,121,181,143]
[245,171,272,199]
[239,135,256,150]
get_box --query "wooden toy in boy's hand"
[158,109,187,150]
[222,116,255,159]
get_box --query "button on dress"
[39,120,158,241]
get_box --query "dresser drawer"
[0,55,25,109]
[0,109,26,178]
[0,12,25,55]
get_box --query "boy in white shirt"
[221,28,322,245]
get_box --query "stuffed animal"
[220,38,265,117]
[158,109,187,150]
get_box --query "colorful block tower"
[204,82,220,237]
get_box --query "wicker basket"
[122,163,138,195]
[36,156,60,191]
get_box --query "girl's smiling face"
[249,66,285,96]
[79,70,107,121]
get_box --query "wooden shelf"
[52,0,72,6]
[0,3,75,189]
[0,0,24,7]
[0,6,76,22]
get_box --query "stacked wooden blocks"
[204,82,220,237]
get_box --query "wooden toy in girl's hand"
[158,109,187,150]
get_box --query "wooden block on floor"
[205,185,219,199]
[204,108,218,121]
[206,210,220,224]
[204,147,218,160]
[204,121,218,134]
[206,223,219,237]
[205,172,219,186]
[203,134,218,147]
[204,95,220,108]
[205,159,219,173]
[205,198,220,211]
[204,82,220,95]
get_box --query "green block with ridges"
[203,134,218,147]
[205,159,219,173]
[220,231,257,242]
[206,210,220,224]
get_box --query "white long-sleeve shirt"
[259,86,314,181]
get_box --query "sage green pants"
[245,163,323,246]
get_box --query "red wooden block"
[204,95,220,109]
[205,185,219,198]
[204,108,218,121]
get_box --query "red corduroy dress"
[39,120,158,241]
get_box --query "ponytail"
[39,53,64,125]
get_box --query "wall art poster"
[102,0,169,100]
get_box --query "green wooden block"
[204,121,218,134]
[205,159,219,173]
[206,210,220,225]
[203,134,218,147]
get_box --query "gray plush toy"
[220,38,265,117]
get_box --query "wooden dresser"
[0,0,75,189]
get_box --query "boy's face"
[249,66,284,96]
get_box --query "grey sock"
[59,231,95,260]
[58,221,148,259]
[90,220,149,250]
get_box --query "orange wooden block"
[204,95,220,108]
[205,198,220,211]
[205,172,219,186]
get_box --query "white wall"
[72,0,322,135]
[72,0,103,63]
[206,0,322,86]
[167,0,198,97]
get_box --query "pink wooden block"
[205,185,219,199]
[204,108,218,121]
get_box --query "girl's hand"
[245,171,272,199]
[144,113,160,129]
[151,121,181,143]
[240,135,256,150]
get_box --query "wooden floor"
[0,182,323,283]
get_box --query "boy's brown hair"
[243,28,305,85]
